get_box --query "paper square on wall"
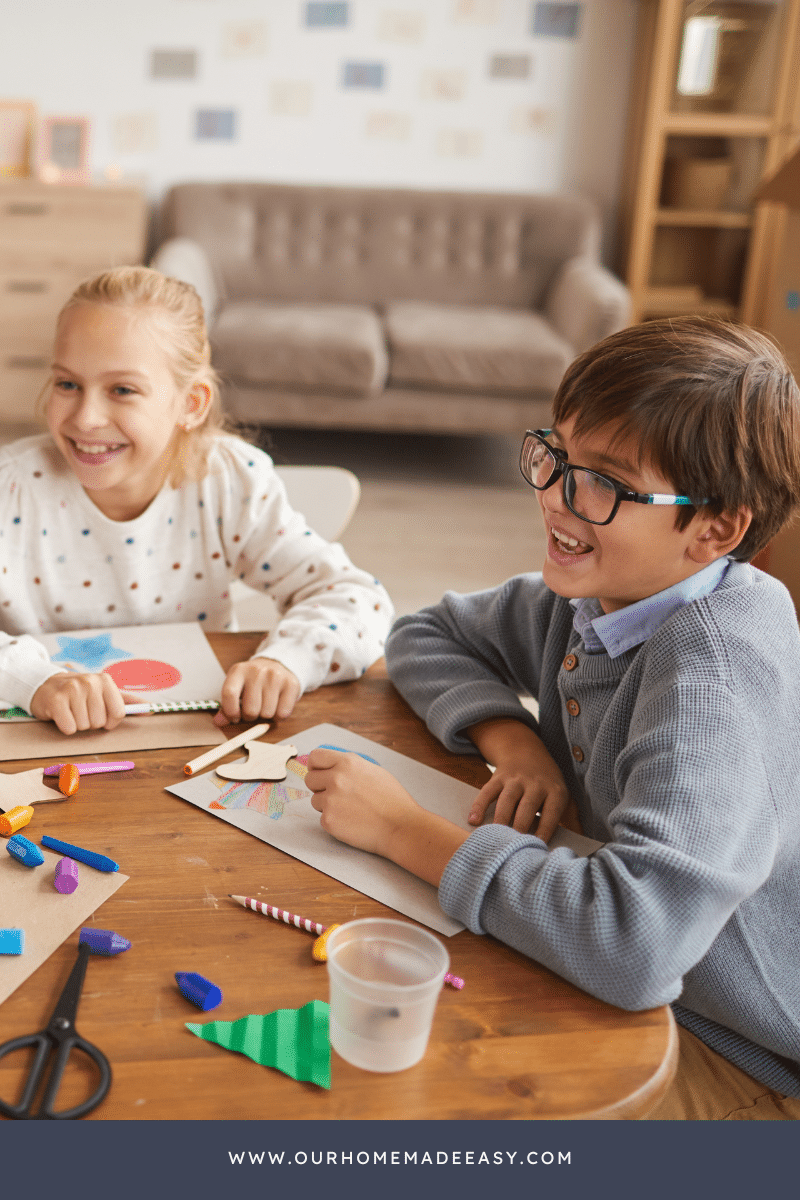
[305,2,349,27]
[509,105,557,135]
[436,128,483,157]
[377,10,426,43]
[489,54,532,80]
[150,49,198,80]
[221,21,268,57]
[365,110,412,140]
[420,69,467,101]
[452,0,502,24]
[342,62,385,89]
[195,109,237,140]
[112,112,158,154]
[532,2,582,39]
[269,81,313,117]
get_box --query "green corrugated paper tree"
[186,998,331,1089]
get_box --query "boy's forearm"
[385,807,471,888]
[467,716,543,764]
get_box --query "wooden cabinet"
[621,0,800,324]
[0,182,147,426]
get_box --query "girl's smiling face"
[538,417,735,613]
[47,303,203,521]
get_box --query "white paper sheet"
[165,723,603,937]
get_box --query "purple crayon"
[54,857,79,894]
[175,972,222,1011]
[79,928,131,956]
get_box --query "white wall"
[0,0,638,264]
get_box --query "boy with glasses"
[305,318,800,1118]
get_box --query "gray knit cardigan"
[385,563,800,1095]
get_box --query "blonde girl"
[0,266,392,734]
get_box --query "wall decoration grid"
[0,0,638,265]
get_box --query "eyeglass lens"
[522,435,618,524]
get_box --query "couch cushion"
[211,302,388,397]
[385,301,573,395]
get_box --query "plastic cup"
[325,918,449,1073]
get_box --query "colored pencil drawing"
[209,754,311,820]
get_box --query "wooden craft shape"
[0,767,64,811]
[215,741,299,782]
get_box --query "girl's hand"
[467,718,574,841]
[305,748,418,856]
[29,673,127,735]
[214,658,301,726]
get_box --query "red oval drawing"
[104,659,182,691]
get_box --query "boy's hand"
[467,718,573,841]
[214,658,301,726]
[30,673,128,735]
[305,748,416,856]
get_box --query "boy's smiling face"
[538,417,732,614]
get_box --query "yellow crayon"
[0,805,34,837]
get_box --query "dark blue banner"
[0,1119,795,1200]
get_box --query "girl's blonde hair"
[58,265,230,486]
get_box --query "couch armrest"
[149,237,220,324]
[544,256,631,356]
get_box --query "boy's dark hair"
[550,317,800,561]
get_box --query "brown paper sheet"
[0,712,226,763]
[0,846,129,1005]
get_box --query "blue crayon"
[0,929,24,955]
[79,928,131,956]
[6,834,44,867]
[41,835,119,873]
[175,972,222,1011]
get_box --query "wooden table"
[0,633,677,1121]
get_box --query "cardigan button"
[571,745,584,762]
[563,653,578,671]
[566,698,580,717]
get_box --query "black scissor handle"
[0,1031,111,1120]
[0,1032,52,1119]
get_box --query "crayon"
[54,857,80,894]
[40,835,119,873]
[0,929,24,955]
[6,834,44,867]
[0,805,34,836]
[58,763,80,796]
[44,760,135,776]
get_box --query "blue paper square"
[787,291,800,311]
[342,61,385,89]
[195,110,236,141]
[306,2,348,26]
[532,2,582,39]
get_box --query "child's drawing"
[209,754,310,820]
[51,632,132,672]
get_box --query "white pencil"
[183,723,270,775]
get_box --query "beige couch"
[152,182,630,435]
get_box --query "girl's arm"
[214,442,393,722]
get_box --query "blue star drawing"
[51,633,133,672]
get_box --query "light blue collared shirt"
[569,557,731,658]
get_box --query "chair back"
[275,464,360,542]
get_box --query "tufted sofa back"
[160,183,600,312]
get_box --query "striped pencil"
[228,895,465,990]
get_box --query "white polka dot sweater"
[0,434,393,709]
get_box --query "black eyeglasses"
[519,430,704,526]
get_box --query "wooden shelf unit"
[621,0,800,325]
[0,181,147,426]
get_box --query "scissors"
[0,941,111,1119]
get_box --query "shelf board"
[655,208,752,228]
[663,112,773,138]
[641,288,738,320]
